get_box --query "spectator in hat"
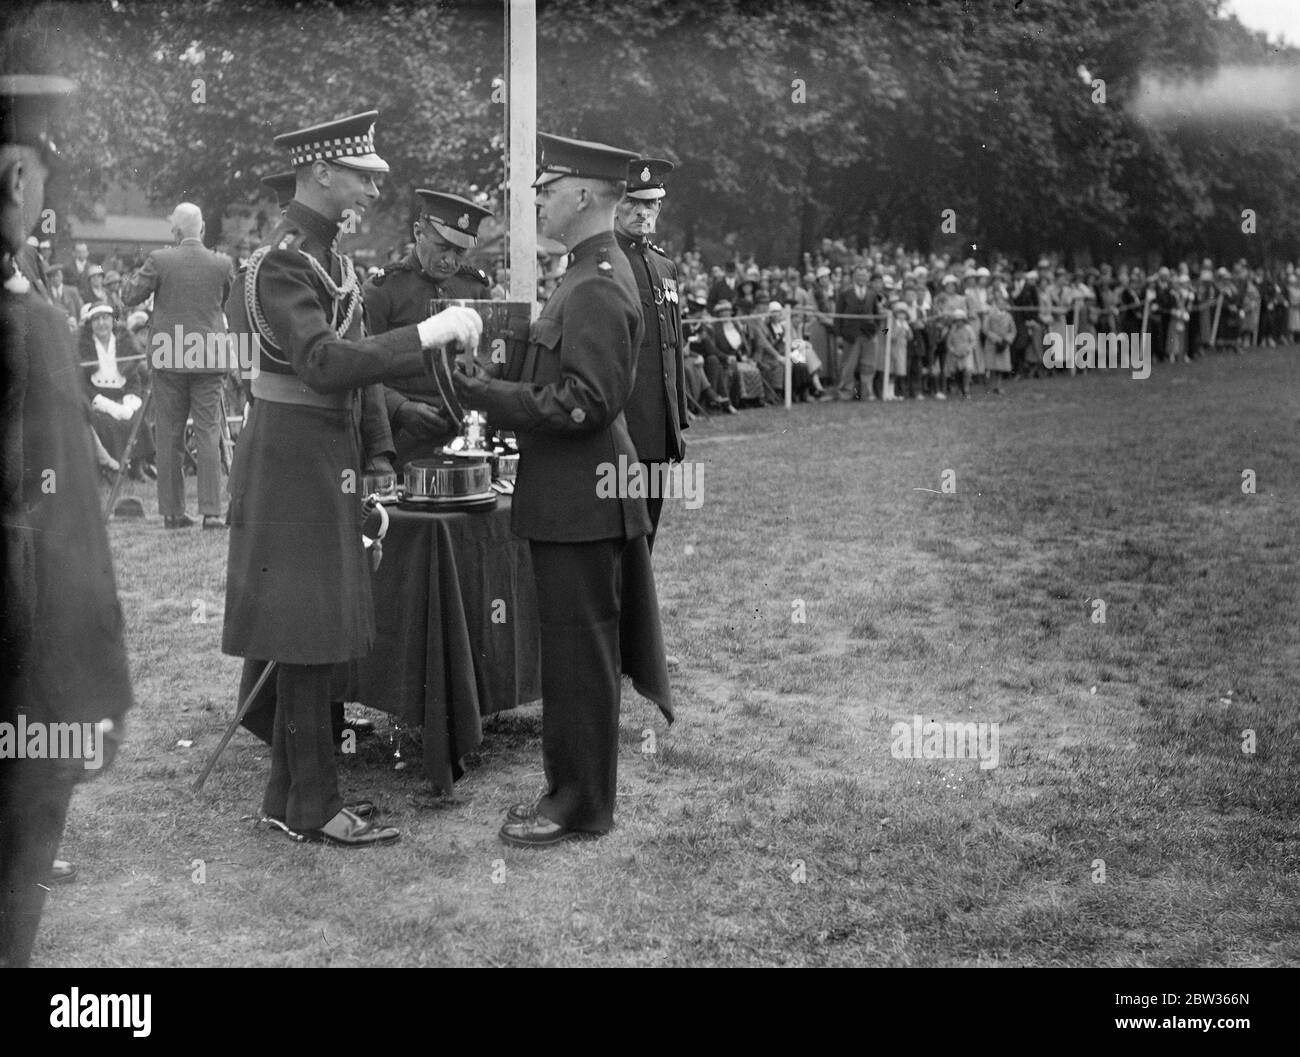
[703,299,763,406]
[809,265,839,382]
[78,302,156,479]
[681,295,736,413]
[85,263,106,306]
[884,300,910,400]
[984,286,1015,393]
[945,306,977,398]
[101,269,126,319]
[45,261,81,332]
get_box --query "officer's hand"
[418,305,483,351]
[394,401,451,439]
[451,370,488,408]
[364,455,394,477]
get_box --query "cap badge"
[457,213,470,230]
[640,166,651,182]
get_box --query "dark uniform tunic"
[221,201,432,830]
[615,231,687,548]
[461,230,673,833]
[362,253,489,467]
[1,273,133,966]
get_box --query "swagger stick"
[192,659,276,792]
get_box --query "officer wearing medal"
[453,133,674,847]
[1,74,132,965]
[363,190,493,466]
[614,156,687,552]
[221,111,481,848]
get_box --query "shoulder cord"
[245,246,361,365]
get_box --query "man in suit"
[614,156,687,552]
[834,265,881,400]
[362,189,493,467]
[121,203,235,528]
[66,240,93,299]
[454,133,674,848]
[1,73,134,967]
[221,110,481,847]
[708,259,739,311]
[45,261,80,330]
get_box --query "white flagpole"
[507,0,537,318]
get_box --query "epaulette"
[596,248,614,275]
[458,263,490,287]
[649,241,668,257]
[273,229,306,253]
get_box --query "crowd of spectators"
[664,239,1298,410]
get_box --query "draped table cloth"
[348,496,541,792]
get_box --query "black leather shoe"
[164,514,195,529]
[49,859,77,885]
[301,808,399,848]
[201,515,227,530]
[499,814,599,848]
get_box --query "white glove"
[417,305,482,352]
[121,393,142,414]
[92,394,132,421]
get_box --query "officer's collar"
[566,230,617,268]
[614,229,648,251]
[284,200,343,248]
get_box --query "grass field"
[36,347,1300,967]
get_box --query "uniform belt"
[251,372,351,409]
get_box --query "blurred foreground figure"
[0,74,134,967]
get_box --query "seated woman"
[79,302,155,480]
[750,300,823,401]
[703,300,764,408]
[682,298,737,413]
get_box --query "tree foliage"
[5,0,1298,263]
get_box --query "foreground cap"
[260,171,297,208]
[414,190,493,249]
[0,74,75,150]
[626,157,675,200]
[533,132,639,188]
[274,110,388,173]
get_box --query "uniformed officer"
[221,111,481,847]
[614,156,687,552]
[453,133,674,847]
[363,190,493,467]
[1,74,133,966]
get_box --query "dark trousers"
[0,756,76,967]
[154,370,223,518]
[531,538,627,833]
[238,658,350,747]
[238,661,341,831]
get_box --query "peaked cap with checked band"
[272,109,389,173]
[414,190,493,250]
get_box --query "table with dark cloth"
[347,495,542,792]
